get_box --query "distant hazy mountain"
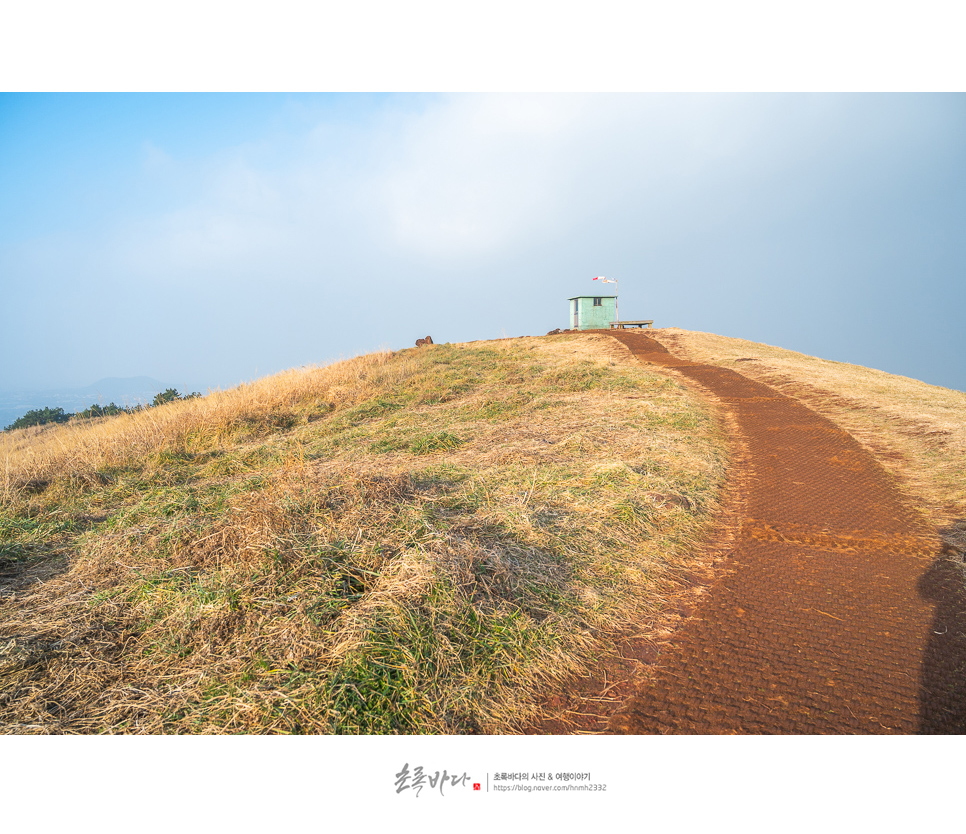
[0,376,169,429]
[73,376,168,404]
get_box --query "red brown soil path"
[532,331,966,734]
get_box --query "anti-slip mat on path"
[557,331,964,734]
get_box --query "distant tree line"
[3,389,201,431]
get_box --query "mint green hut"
[568,295,617,330]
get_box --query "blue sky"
[2,92,965,393]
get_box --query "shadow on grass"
[0,546,71,600]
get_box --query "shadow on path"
[918,522,966,733]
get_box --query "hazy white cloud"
[364,95,680,260]
[98,96,794,279]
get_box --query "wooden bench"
[610,320,653,329]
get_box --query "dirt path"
[531,331,966,734]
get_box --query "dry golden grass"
[0,334,726,734]
[0,350,400,500]
[658,327,966,555]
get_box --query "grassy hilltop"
[4,329,963,734]
[0,334,727,733]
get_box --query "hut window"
[593,297,602,306]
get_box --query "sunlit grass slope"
[0,334,726,734]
